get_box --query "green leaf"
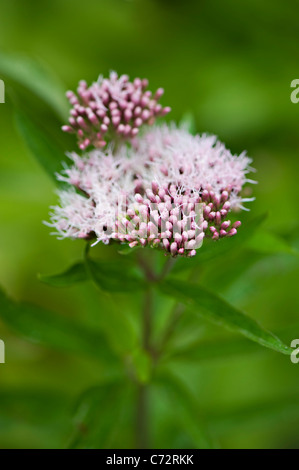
[39,262,88,287]
[172,213,268,273]
[165,321,299,364]
[69,381,131,449]
[205,212,268,258]
[164,336,259,364]
[0,288,118,364]
[154,372,214,449]
[0,389,69,426]
[83,250,139,353]
[207,394,299,437]
[179,112,197,134]
[0,53,68,119]
[130,348,152,384]
[14,111,66,184]
[158,279,292,355]
[39,260,140,354]
[117,244,140,256]
[246,230,299,256]
[0,389,70,448]
[85,253,146,293]
[199,251,263,296]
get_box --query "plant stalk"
[135,253,177,447]
[136,248,156,448]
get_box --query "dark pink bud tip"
[228,228,237,237]
[232,221,242,229]
[161,106,171,116]
[62,125,72,133]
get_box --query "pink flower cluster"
[62,72,171,150]
[48,122,255,257]
[113,183,241,257]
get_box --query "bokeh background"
[0,0,299,449]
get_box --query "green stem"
[157,302,185,356]
[137,251,157,282]
[136,288,153,449]
[142,288,153,351]
[159,256,176,280]
[136,252,155,449]
[135,253,177,447]
[157,264,201,355]
[136,382,149,449]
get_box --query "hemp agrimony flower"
[62,72,171,150]
[48,90,255,257]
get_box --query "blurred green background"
[0,0,299,449]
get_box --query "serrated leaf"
[0,53,68,119]
[0,288,118,364]
[39,262,88,287]
[158,279,292,355]
[14,111,66,184]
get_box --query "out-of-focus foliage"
[0,0,299,449]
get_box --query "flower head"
[48,125,255,257]
[62,72,171,150]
